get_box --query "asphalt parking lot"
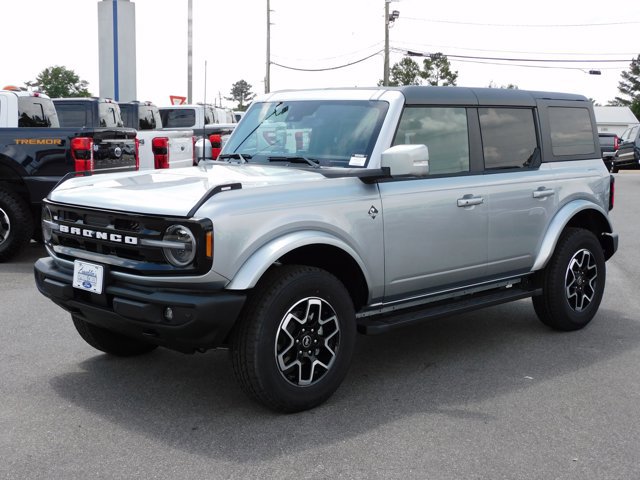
[2,172,640,480]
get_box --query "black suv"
[612,124,640,172]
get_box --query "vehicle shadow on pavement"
[49,301,638,462]
[0,242,47,274]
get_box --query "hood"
[49,163,326,217]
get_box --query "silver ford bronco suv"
[34,86,618,412]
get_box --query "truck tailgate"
[92,129,138,173]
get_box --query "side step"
[357,287,541,335]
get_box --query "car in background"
[611,124,640,172]
[598,132,620,171]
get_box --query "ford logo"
[114,146,122,158]
[82,281,93,289]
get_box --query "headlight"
[41,205,53,242]
[162,225,196,267]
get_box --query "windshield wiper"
[267,156,320,168]
[218,153,252,164]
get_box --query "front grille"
[44,201,212,275]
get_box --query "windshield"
[223,100,389,167]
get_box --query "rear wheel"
[0,188,33,262]
[231,265,356,412]
[72,316,158,356]
[533,228,606,331]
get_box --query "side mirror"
[381,144,429,176]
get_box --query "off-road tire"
[72,316,158,356]
[230,265,356,412]
[0,188,33,262]
[533,228,606,331]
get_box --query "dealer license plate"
[72,260,104,294]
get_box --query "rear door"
[617,125,639,165]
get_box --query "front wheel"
[532,228,606,331]
[230,265,356,412]
[72,316,158,356]
[0,188,33,262]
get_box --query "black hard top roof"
[393,86,588,106]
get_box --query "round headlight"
[41,205,53,242]
[163,225,196,267]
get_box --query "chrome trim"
[140,238,188,249]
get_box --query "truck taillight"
[152,137,170,169]
[135,137,140,170]
[209,134,222,160]
[71,137,94,173]
[614,136,619,151]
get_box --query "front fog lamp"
[162,225,196,267]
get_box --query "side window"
[479,108,538,169]
[393,107,470,175]
[547,107,595,156]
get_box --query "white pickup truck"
[158,104,236,162]
[118,101,194,169]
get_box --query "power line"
[271,50,383,72]
[393,48,633,64]
[272,42,384,63]
[401,16,640,27]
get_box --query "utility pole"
[384,0,390,86]
[265,0,271,93]
[188,0,193,103]
[383,1,399,86]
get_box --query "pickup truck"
[35,86,617,412]
[611,124,640,172]
[0,88,137,262]
[118,101,194,169]
[598,132,620,171]
[158,104,236,161]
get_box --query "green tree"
[488,81,518,89]
[226,79,255,111]
[378,57,423,86]
[421,53,458,86]
[26,66,91,98]
[610,55,640,119]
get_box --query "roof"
[594,106,639,125]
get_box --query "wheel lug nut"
[314,339,318,344]
[308,350,312,355]
[296,339,299,344]
[299,350,303,355]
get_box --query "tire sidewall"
[252,269,356,409]
[0,189,33,260]
[549,230,606,328]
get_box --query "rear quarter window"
[98,103,123,128]
[548,107,595,156]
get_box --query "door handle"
[532,188,555,199]
[457,195,484,207]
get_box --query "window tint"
[479,108,538,169]
[18,97,59,127]
[98,103,123,128]
[548,107,595,156]
[160,108,195,128]
[119,105,133,128]
[55,103,88,127]
[138,105,158,130]
[393,107,469,174]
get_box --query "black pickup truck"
[0,89,138,262]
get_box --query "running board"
[357,287,542,335]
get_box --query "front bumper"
[34,257,246,352]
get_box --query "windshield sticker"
[348,154,367,167]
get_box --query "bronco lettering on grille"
[58,224,138,245]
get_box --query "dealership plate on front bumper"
[72,260,104,294]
